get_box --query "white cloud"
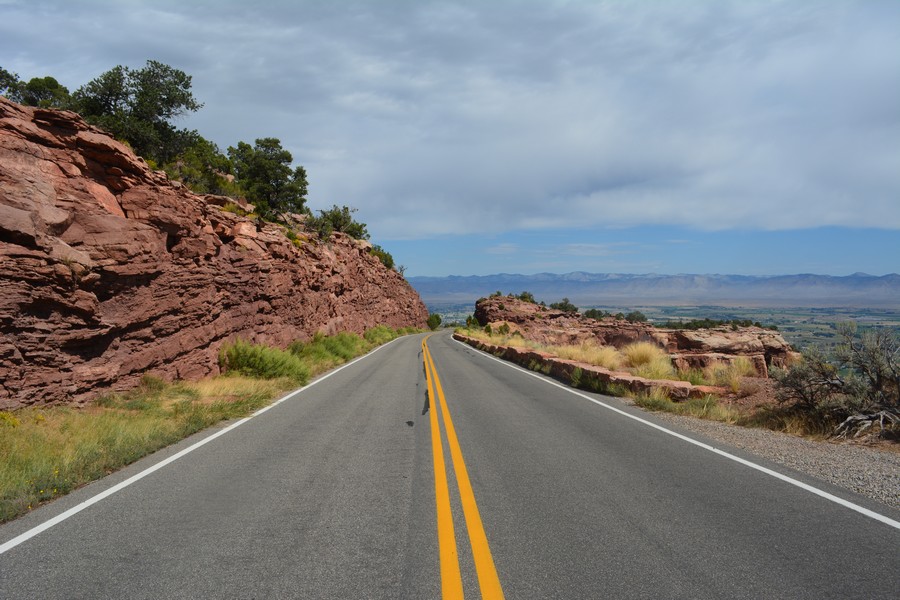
[2,0,899,240]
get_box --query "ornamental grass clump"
[549,341,624,371]
[622,342,676,380]
[705,357,757,393]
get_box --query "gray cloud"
[2,0,898,239]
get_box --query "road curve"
[1,331,898,599]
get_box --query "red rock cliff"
[0,97,428,409]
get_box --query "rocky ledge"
[475,296,798,378]
[454,333,721,401]
[0,97,428,409]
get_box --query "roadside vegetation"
[427,313,443,331]
[0,326,420,524]
[458,327,748,390]
[770,323,899,439]
[456,323,899,443]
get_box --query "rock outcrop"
[474,296,796,377]
[0,97,428,409]
[454,333,718,401]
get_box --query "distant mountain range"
[407,272,900,308]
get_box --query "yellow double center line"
[423,336,504,600]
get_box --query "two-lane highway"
[1,335,440,599]
[2,331,898,599]
[428,333,899,598]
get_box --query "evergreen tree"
[228,138,308,216]
[72,60,203,164]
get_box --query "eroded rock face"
[0,97,428,409]
[474,296,796,377]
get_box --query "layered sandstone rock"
[474,296,796,377]
[454,333,718,401]
[0,97,428,409]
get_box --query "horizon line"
[408,271,900,279]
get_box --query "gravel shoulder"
[635,406,900,510]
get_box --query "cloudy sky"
[2,0,898,276]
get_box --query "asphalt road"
[1,331,898,599]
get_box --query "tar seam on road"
[424,336,505,600]
[452,336,900,531]
[0,337,406,557]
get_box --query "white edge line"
[0,336,407,556]
[452,336,900,531]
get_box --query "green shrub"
[625,311,648,323]
[583,308,610,320]
[550,298,579,313]
[370,244,394,269]
[283,228,303,247]
[427,313,443,331]
[219,339,309,384]
[307,204,369,240]
[364,325,397,345]
[516,291,536,303]
[289,331,367,373]
[774,323,900,437]
[658,318,778,331]
[319,332,367,361]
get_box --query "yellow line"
[425,336,505,600]
[424,338,464,599]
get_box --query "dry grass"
[459,328,538,350]
[547,341,624,371]
[1,327,419,525]
[187,376,289,405]
[621,342,676,380]
[633,359,676,380]
[633,391,742,424]
[0,375,292,524]
[742,405,836,439]
[460,328,850,440]
[705,357,757,393]
[621,342,667,367]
